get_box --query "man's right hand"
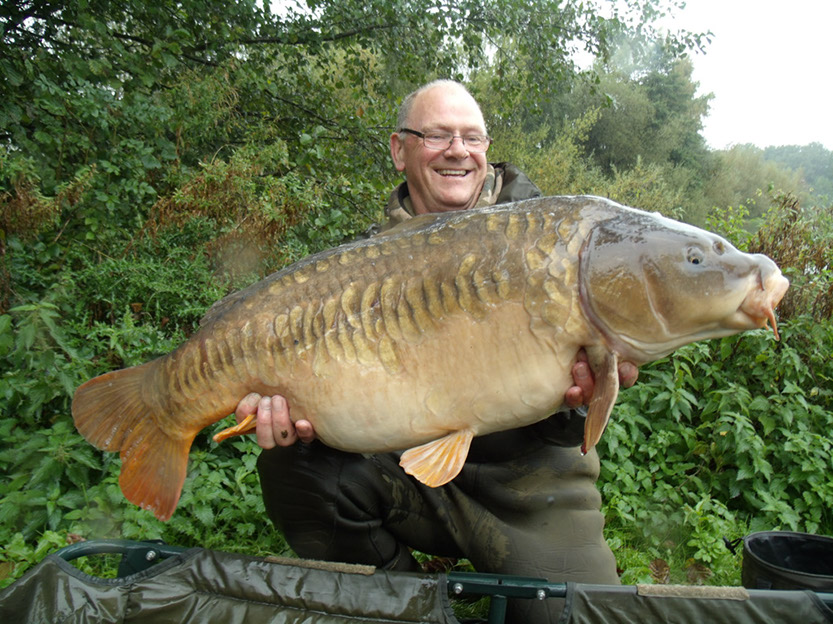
[235,393,316,449]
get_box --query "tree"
[1,0,705,196]
[763,143,833,203]
[704,145,806,223]
[475,41,714,222]
[1,0,706,288]
[573,55,711,174]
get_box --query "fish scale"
[72,195,788,520]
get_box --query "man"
[236,80,637,622]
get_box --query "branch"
[267,92,336,128]
[236,21,398,47]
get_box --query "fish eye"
[687,247,705,265]
[713,240,726,255]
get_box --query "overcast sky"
[668,0,833,150]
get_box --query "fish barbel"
[72,195,789,520]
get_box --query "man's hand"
[565,350,638,409]
[235,392,316,450]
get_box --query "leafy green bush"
[0,425,289,588]
[72,220,231,334]
[601,314,833,583]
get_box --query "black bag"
[742,531,833,591]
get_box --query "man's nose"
[444,135,469,157]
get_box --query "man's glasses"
[399,128,492,153]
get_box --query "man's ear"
[390,133,407,172]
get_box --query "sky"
[667,0,833,150]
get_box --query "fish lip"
[739,270,789,339]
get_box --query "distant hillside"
[763,143,833,203]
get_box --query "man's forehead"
[409,87,486,131]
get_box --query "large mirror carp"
[72,195,789,521]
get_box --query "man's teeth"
[437,170,467,176]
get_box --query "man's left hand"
[565,350,638,409]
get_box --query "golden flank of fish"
[72,196,789,521]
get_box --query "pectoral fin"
[581,347,620,455]
[399,429,475,487]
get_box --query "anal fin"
[399,429,475,487]
[213,413,257,443]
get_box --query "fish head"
[579,208,789,362]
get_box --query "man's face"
[390,85,489,215]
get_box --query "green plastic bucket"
[742,531,833,591]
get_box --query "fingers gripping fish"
[72,196,789,521]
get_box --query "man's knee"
[256,443,410,566]
[257,443,386,525]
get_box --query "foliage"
[578,58,711,175]
[706,192,833,323]
[748,193,833,321]
[0,416,287,588]
[482,47,720,223]
[490,108,691,220]
[488,108,604,195]
[0,299,91,426]
[601,313,833,582]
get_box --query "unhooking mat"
[0,546,458,623]
[557,582,833,623]
[3,541,833,623]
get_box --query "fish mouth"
[738,270,790,339]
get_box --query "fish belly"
[285,302,579,453]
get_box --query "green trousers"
[258,428,619,623]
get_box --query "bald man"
[236,80,637,623]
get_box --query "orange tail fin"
[72,362,195,521]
